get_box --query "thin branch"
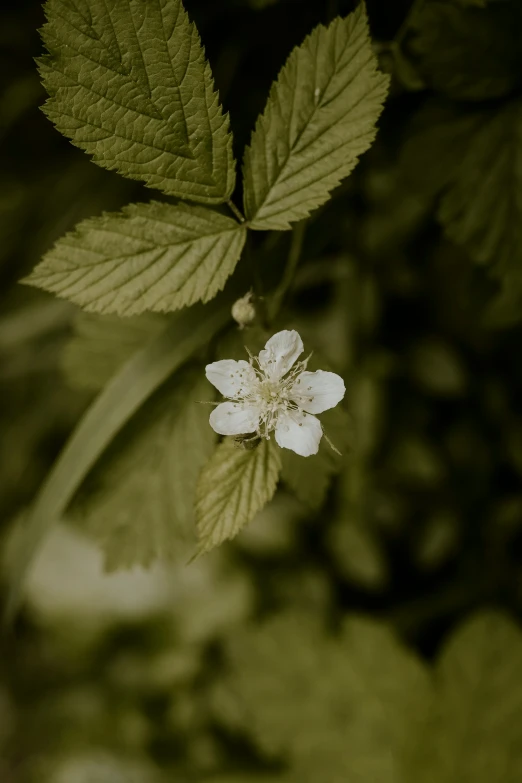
[268,219,308,323]
[227,199,246,224]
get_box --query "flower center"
[258,379,285,405]
[235,353,311,440]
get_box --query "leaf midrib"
[249,21,373,218]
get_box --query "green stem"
[244,232,262,296]
[4,304,230,622]
[227,199,246,224]
[268,220,307,323]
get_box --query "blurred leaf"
[348,370,384,459]
[409,340,467,397]
[281,405,350,509]
[25,202,247,315]
[42,751,163,783]
[243,3,389,229]
[5,302,229,619]
[207,778,290,783]
[410,612,522,783]
[62,312,168,391]
[196,438,281,554]
[413,511,459,572]
[236,492,300,555]
[385,42,427,91]
[403,0,522,101]
[399,99,483,199]
[438,99,522,288]
[327,519,389,590]
[389,436,445,487]
[224,612,430,782]
[69,368,215,570]
[39,0,235,202]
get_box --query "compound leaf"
[25,201,247,315]
[39,0,236,203]
[196,438,281,554]
[243,3,389,230]
[69,368,215,570]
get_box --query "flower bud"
[231,292,256,329]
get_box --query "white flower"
[205,330,345,457]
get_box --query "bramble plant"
[7,0,389,610]
[5,1,522,780]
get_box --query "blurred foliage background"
[2,0,522,780]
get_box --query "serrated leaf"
[409,611,522,783]
[25,201,247,315]
[62,312,168,391]
[224,612,430,783]
[195,437,281,554]
[39,0,235,203]
[69,368,215,570]
[402,0,522,101]
[5,302,229,619]
[438,100,522,285]
[281,404,350,509]
[242,3,389,230]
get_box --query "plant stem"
[268,220,307,323]
[227,199,246,224]
[244,232,263,298]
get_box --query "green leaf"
[281,404,350,509]
[409,339,467,398]
[327,520,389,590]
[438,99,522,287]
[402,0,522,101]
[5,302,229,620]
[195,437,281,554]
[208,778,291,783]
[25,202,247,315]
[242,3,389,230]
[69,367,215,570]
[62,312,168,391]
[224,612,430,782]
[400,98,522,318]
[399,99,484,200]
[410,611,522,783]
[39,0,235,203]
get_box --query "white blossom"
[205,330,345,457]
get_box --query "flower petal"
[291,370,346,414]
[205,360,258,399]
[275,410,322,457]
[259,330,304,380]
[209,402,260,436]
